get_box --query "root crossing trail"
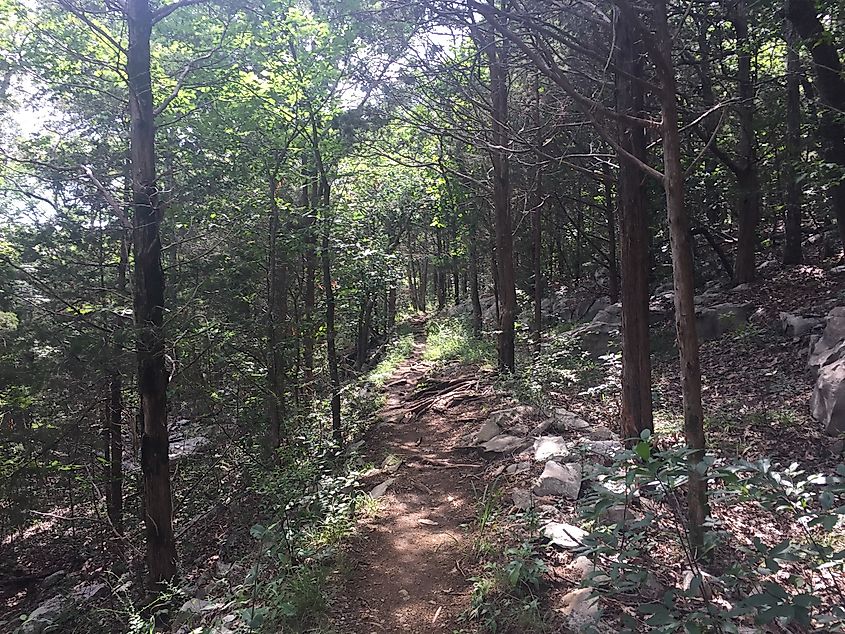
[331,331,489,633]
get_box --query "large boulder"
[592,303,622,326]
[808,307,845,378]
[696,302,755,340]
[808,308,845,435]
[780,312,822,338]
[566,321,619,358]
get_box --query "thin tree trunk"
[786,0,845,253]
[783,23,804,265]
[532,74,544,353]
[108,233,128,534]
[267,172,284,449]
[616,14,653,439]
[488,29,516,372]
[655,0,709,558]
[731,0,761,284]
[127,0,176,587]
[469,239,483,337]
[604,170,619,303]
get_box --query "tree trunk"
[127,0,177,587]
[731,0,761,284]
[783,23,804,265]
[532,74,544,353]
[604,170,619,304]
[267,172,284,449]
[488,31,516,372]
[786,0,845,253]
[469,239,483,337]
[654,0,709,558]
[322,219,341,447]
[616,15,653,440]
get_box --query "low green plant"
[578,431,845,632]
[368,333,415,386]
[423,318,495,364]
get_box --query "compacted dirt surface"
[329,333,493,633]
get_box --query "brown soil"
[329,333,491,633]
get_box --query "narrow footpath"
[329,330,492,633]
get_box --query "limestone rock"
[552,408,590,432]
[506,461,530,475]
[780,312,822,338]
[696,303,755,340]
[567,556,610,585]
[486,405,538,430]
[808,307,845,378]
[479,434,526,454]
[577,439,623,460]
[592,303,622,326]
[369,477,396,498]
[533,436,570,462]
[511,488,532,510]
[560,587,600,629]
[15,596,65,634]
[474,419,502,444]
[566,321,619,358]
[533,461,582,499]
[811,358,845,434]
[543,521,587,549]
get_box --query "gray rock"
[566,321,619,358]
[369,477,396,498]
[757,260,778,275]
[42,570,66,588]
[577,439,623,460]
[831,265,845,275]
[592,303,622,326]
[533,436,570,462]
[506,461,530,475]
[578,296,610,322]
[780,312,822,338]
[474,419,502,444]
[543,521,587,549]
[15,596,65,634]
[552,408,590,432]
[69,581,107,603]
[586,425,617,441]
[529,418,554,436]
[811,358,845,434]
[808,307,845,378]
[479,434,527,453]
[511,488,532,510]
[180,598,210,614]
[486,405,538,429]
[533,461,582,499]
[560,587,600,629]
[696,303,755,340]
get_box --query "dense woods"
[1,0,844,631]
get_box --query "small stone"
[506,461,530,475]
[533,436,570,462]
[560,587,600,629]
[399,588,410,600]
[567,556,609,585]
[552,408,590,432]
[69,581,108,603]
[831,265,845,275]
[42,570,66,588]
[543,521,587,549]
[533,461,582,499]
[369,478,396,499]
[180,598,210,614]
[586,425,616,441]
[511,488,532,510]
[474,419,502,444]
[479,434,526,453]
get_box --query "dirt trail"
[330,331,487,633]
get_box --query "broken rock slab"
[780,312,822,338]
[543,521,587,549]
[811,358,845,434]
[808,307,845,378]
[533,461,582,500]
[479,434,527,454]
[552,408,590,433]
[533,436,571,462]
[696,302,755,340]
[486,405,539,429]
[474,419,502,444]
[369,477,396,499]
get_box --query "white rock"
[543,521,587,549]
[533,436,570,461]
[533,461,582,499]
[560,587,600,629]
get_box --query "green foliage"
[578,432,845,631]
[368,333,415,386]
[423,318,495,365]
